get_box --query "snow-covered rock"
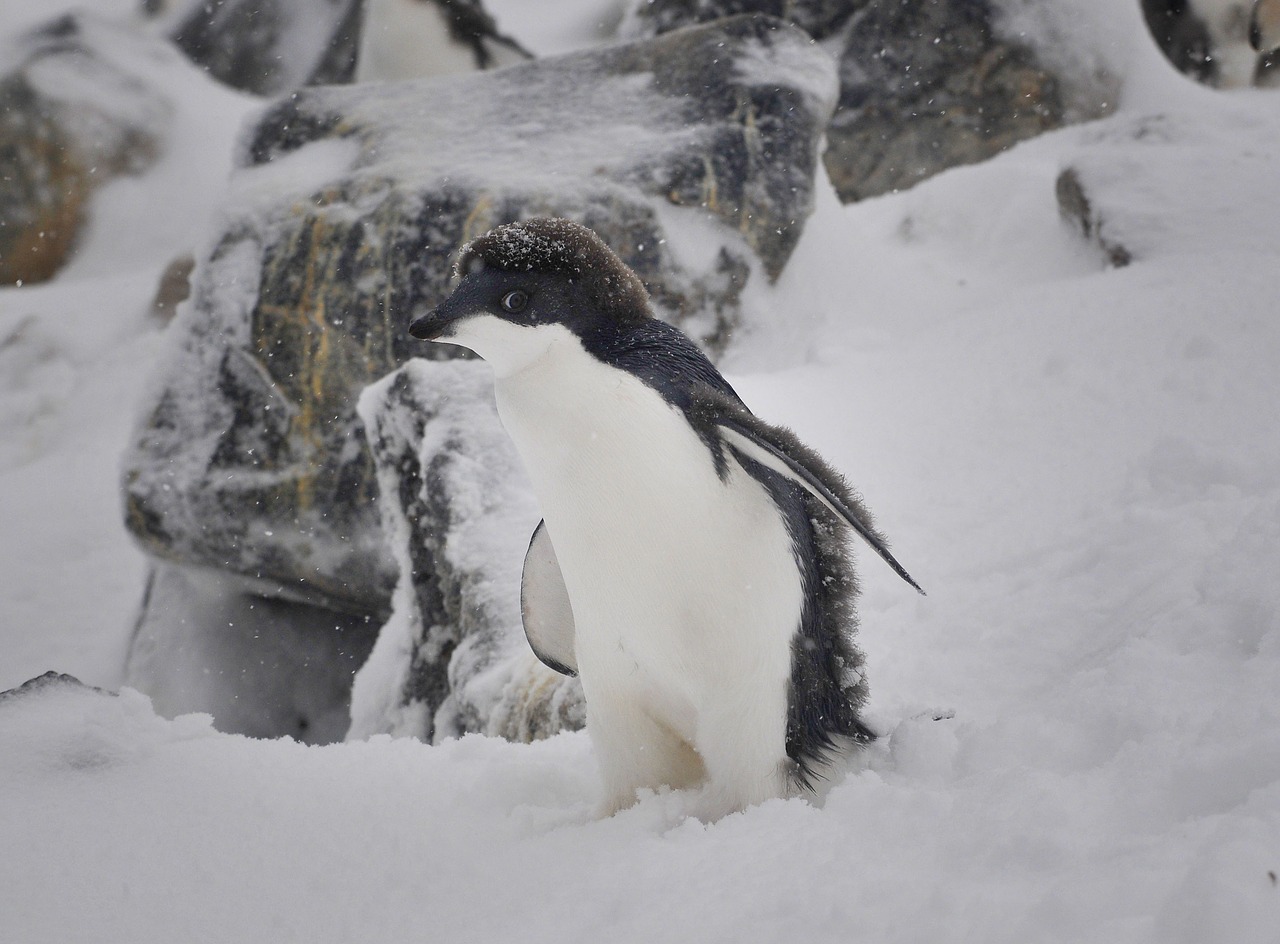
[122,13,837,627]
[163,0,364,96]
[243,12,835,291]
[0,13,170,284]
[826,0,1075,202]
[627,0,1118,203]
[355,0,531,83]
[349,360,583,744]
[0,671,220,779]
[0,670,112,704]
[1055,166,1133,268]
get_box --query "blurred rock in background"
[624,0,1087,202]
[0,14,171,285]
[151,0,365,95]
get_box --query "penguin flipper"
[520,520,578,676]
[711,412,926,596]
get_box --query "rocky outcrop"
[626,0,1083,203]
[122,15,837,628]
[0,14,170,285]
[165,0,365,96]
[348,360,583,744]
[826,0,1065,202]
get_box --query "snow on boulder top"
[238,13,837,278]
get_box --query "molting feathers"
[459,218,650,324]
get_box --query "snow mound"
[0,673,217,780]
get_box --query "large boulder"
[826,0,1066,202]
[122,14,837,627]
[626,0,1097,203]
[348,360,583,744]
[0,14,170,285]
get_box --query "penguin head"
[409,218,650,375]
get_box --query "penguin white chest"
[492,330,803,742]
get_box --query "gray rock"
[122,14,836,622]
[826,0,1065,202]
[149,252,196,322]
[125,563,379,742]
[167,0,365,96]
[348,360,583,744]
[0,14,170,285]
[1055,166,1131,269]
[242,13,834,285]
[626,0,1088,203]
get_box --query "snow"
[2,2,1280,942]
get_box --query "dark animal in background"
[1142,0,1279,85]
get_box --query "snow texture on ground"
[1,2,1278,942]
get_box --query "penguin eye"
[500,290,529,314]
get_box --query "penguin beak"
[408,308,443,340]
[408,305,461,341]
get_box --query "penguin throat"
[443,317,574,379]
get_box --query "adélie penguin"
[408,218,923,818]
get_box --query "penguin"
[408,218,923,817]
[355,0,530,84]
[1143,0,1274,86]
[1252,0,1280,54]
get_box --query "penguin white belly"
[355,0,478,83]
[493,333,804,814]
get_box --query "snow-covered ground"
[2,2,1279,942]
